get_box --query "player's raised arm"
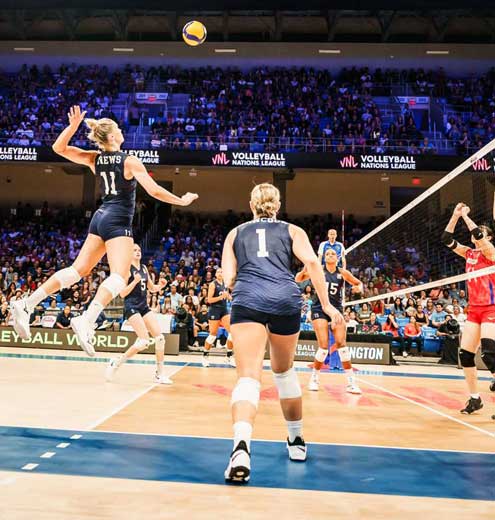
[460,205,495,261]
[127,155,198,206]
[221,229,238,290]
[290,224,342,324]
[52,105,99,171]
[441,203,470,258]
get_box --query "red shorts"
[466,305,495,325]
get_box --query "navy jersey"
[312,267,344,310]
[95,151,136,216]
[124,264,148,308]
[232,218,301,315]
[210,279,228,312]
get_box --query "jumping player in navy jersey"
[11,106,198,356]
[296,248,363,394]
[105,243,172,384]
[202,268,235,367]
[221,183,343,484]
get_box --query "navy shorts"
[231,305,300,336]
[89,208,133,242]
[208,307,229,322]
[311,305,342,323]
[124,303,151,321]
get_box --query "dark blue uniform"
[89,151,136,241]
[311,267,344,322]
[124,264,150,320]
[208,279,229,321]
[231,218,301,335]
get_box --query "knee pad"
[338,346,351,363]
[206,334,217,345]
[273,368,302,399]
[231,377,260,409]
[459,348,476,368]
[101,273,126,299]
[133,338,150,352]
[54,266,81,289]
[314,347,327,363]
[154,335,165,352]
[481,338,495,372]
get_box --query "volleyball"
[182,21,207,46]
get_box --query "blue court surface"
[1,426,494,501]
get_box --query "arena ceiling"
[1,2,495,43]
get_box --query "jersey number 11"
[100,171,117,196]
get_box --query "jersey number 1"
[256,229,269,258]
[101,171,117,196]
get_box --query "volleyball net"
[343,138,495,308]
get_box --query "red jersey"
[465,248,495,306]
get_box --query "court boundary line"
[3,424,494,456]
[357,377,495,440]
[1,350,493,381]
[85,363,189,430]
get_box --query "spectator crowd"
[0,206,468,357]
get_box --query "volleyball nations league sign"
[0,146,492,172]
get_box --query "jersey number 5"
[329,282,340,295]
[100,171,117,196]
[256,229,269,258]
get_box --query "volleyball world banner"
[0,146,492,173]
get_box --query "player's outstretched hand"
[68,105,87,128]
[180,192,199,206]
[461,205,471,217]
[453,202,465,217]
[158,278,167,288]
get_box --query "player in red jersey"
[442,203,495,414]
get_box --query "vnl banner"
[0,327,179,355]
[0,146,493,173]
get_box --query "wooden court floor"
[0,347,494,519]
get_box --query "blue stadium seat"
[421,326,442,353]
[397,318,410,328]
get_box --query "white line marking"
[56,443,70,449]
[85,363,188,431]
[0,476,17,485]
[92,428,495,455]
[70,434,82,440]
[40,452,55,459]
[21,463,38,471]
[357,377,495,439]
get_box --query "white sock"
[84,300,104,324]
[470,393,480,399]
[233,421,253,451]
[115,355,126,367]
[345,369,355,384]
[312,368,319,377]
[156,362,163,375]
[25,288,48,311]
[287,419,303,442]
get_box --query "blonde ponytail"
[85,118,118,150]
[250,183,280,218]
